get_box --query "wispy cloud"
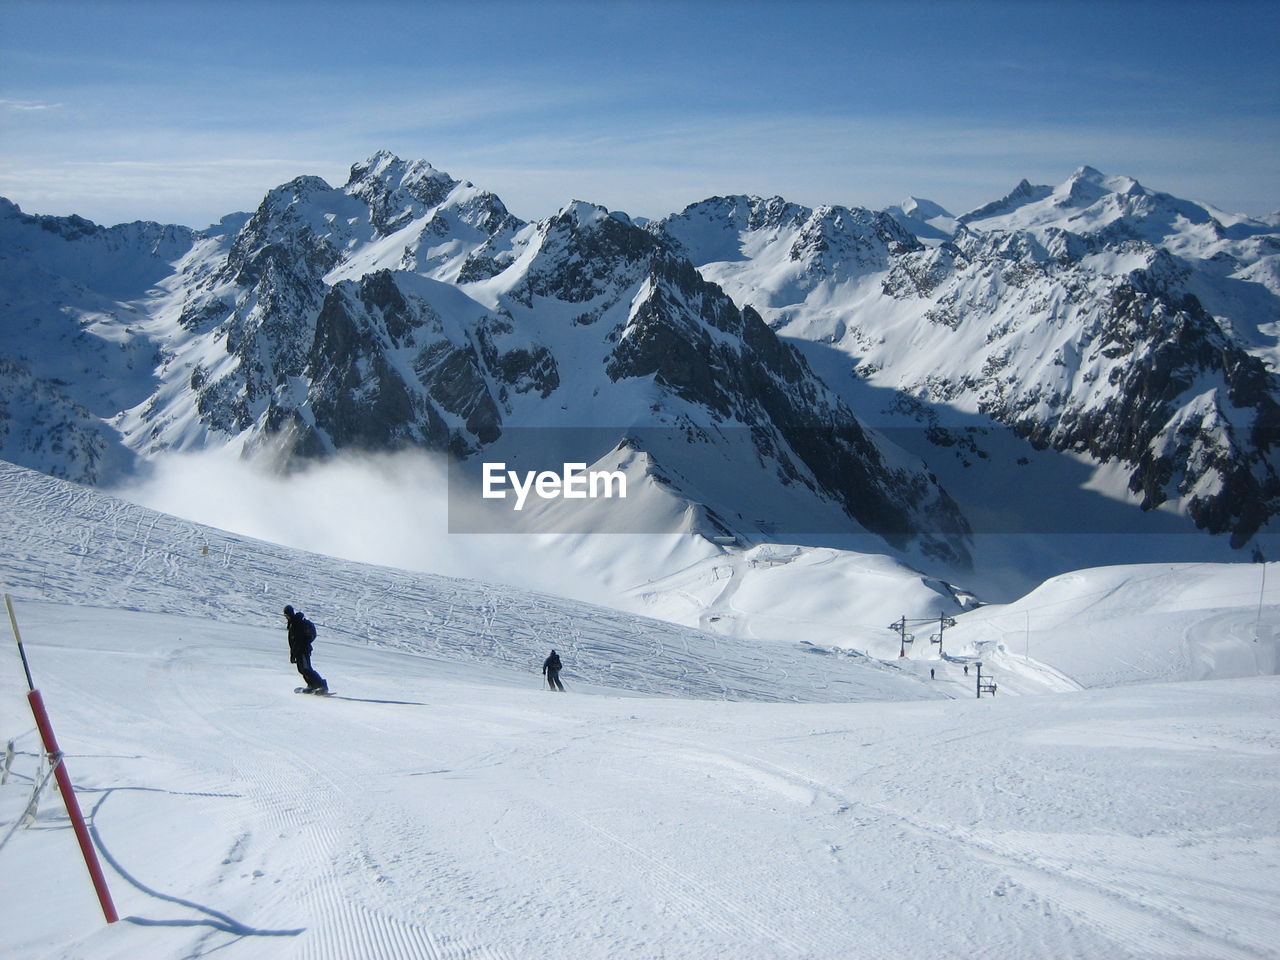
[0,154,348,226]
[0,97,62,112]
[446,110,1280,220]
[1,0,1276,225]
[3,103,1277,229]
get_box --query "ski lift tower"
[975,661,998,698]
[888,616,915,658]
[929,614,958,656]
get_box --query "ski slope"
[946,563,1280,690]
[0,462,938,705]
[2,462,1279,959]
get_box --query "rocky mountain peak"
[1062,166,1145,198]
[789,204,923,269]
[346,150,452,193]
[268,175,335,207]
[552,199,612,230]
[508,198,664,306]
[656,167,1280,549]
[958,177,1053,224]
[345,151,460,234]
[1057,165,1127,208]
[1068,164,1107,183]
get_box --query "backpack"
[298,614,317,643]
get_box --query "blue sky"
[2,0,1277,227]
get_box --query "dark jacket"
[542,652,562,675]
[287,611,316,659]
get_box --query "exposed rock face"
[886,231,1280,548]
[605,243,968,557]
[19,158,1278,554]
[0,358,132,484]
[655,169,1280,547]
[0,155,975,560]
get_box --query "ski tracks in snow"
[620,723,1275,960]
[567,809,819,956]
[157,648,512,960]
[0,460,937,706]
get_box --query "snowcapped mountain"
[4,155,1278,577]
[655,168,1280,550]
[0,196,197,482]
[884,196,957,241]
[0,152,970,565]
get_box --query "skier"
[542,649,564,692]
[284,605,328,694]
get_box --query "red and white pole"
[6,595,118,924]
[27,689,119,922]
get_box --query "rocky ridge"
[655,169,1280,546]
[0,153,973,563]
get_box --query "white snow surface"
[2,462,1280,959]
[0,462,934,706]
[946,562,1280,688]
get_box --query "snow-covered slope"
[947,561,1278,689]
[107,445,986,652]
[628,539,1280,695]
[885,196,958,242]
[627,542,978,649]
[1,461,1278,959]
[0,460,938,704]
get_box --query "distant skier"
[542,649,564,692]
[284,605,328,694]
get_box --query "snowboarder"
[542,649,564,692]
[284,605,328,694]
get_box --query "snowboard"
[294,687,335,696]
